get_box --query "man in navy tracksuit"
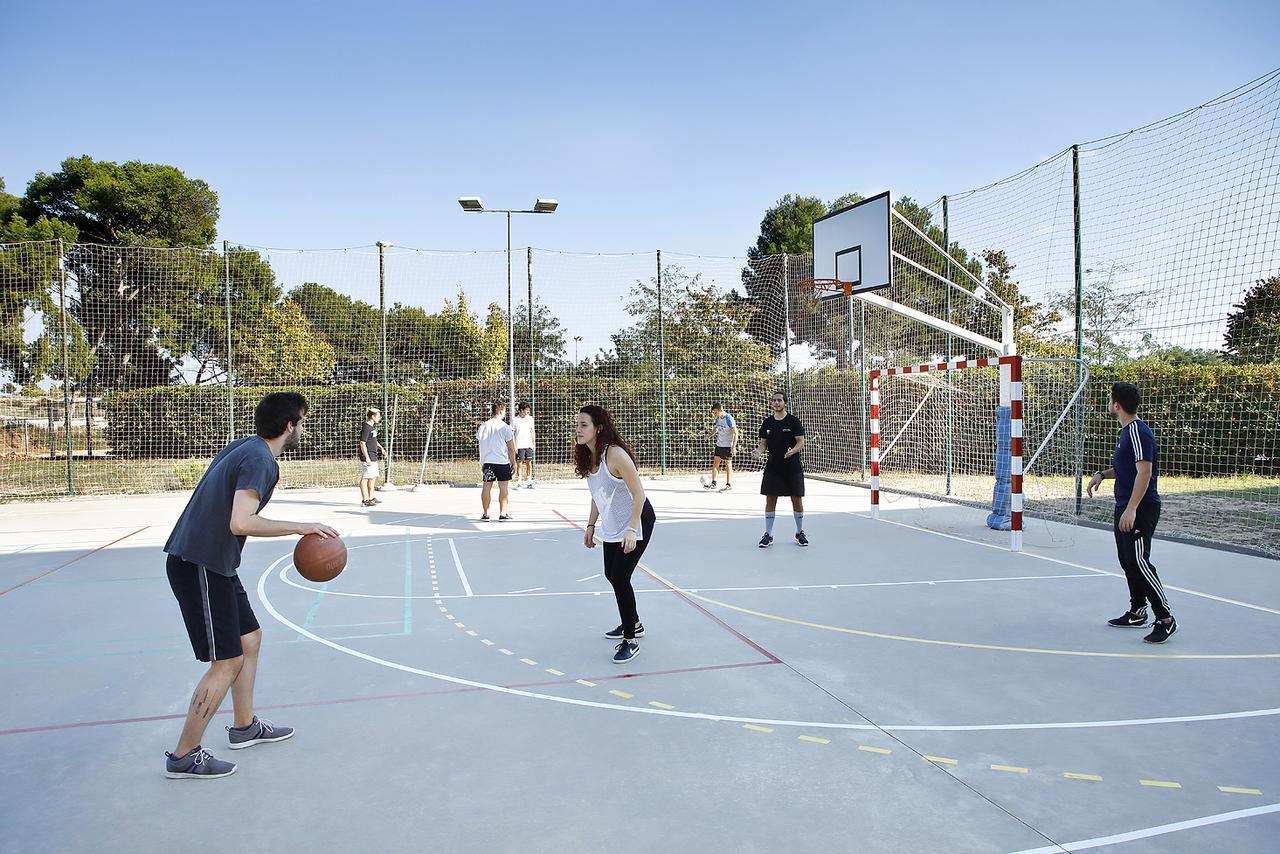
[1087,382,1177,644]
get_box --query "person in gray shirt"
[162,392,339,780]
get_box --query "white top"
[513,415,535,449]
[587,446,640,543]
[476,418,514,464]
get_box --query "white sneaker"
[526,481,535,490]
[513,482,523,490]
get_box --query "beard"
[282,424,303,453]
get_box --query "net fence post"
[1071,143,1085,517]
[869,372,880,517]
[527,245,535,479]
[223,240,234,443]
[942,195,954,496]
[656,249,667,476]
[782,254,793,403]
[377,241,390,486]
[1008,355,1024,551]
[57,238,74,494]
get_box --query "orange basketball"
[293,533,347,582]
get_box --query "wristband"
[586,524,595,529]
[626,527,638,533]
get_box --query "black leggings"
[602,500,656,640]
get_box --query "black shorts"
[515,448,534,462]
[714,446,734,460]
[482,463,513,482]
[166,554,259,662]
[760,462,805,497]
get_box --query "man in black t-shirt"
[752,391,808,548]
[357,407,385,507]
[162,392,339,780]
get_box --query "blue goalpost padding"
[987,405,1012,530]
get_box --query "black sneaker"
[718,484,733,493]
[498,514,512,522]
[164,746,236,780]
[362,499,374,507]
[227,716,294,750]
[612,640,640,664]
[1143,617,1178,644]
[1108,609,1148,628]
[480,514,491,522]
[795,531,809,547]
[604,623,645,640]
[758,533,774,549]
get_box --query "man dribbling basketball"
[162,392,339,779]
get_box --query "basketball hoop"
[798,278,855,298]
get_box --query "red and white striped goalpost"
[868,355,1024,551]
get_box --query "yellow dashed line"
[499,648,513,655]
[648,701,675,710]
[481,639,494,646]
[924,755,958,765]
[742,724,774,733]
[575,679,597,687]
[1064,773,1103,782]
[609,690,634,699]
[466,630,478,637]
[545,668,566,676]
[858,745,892,755]
[519,658,538,666]
[1218,786,1262,795]
[798,735,831,744]
[991,764,1028,774]
[454,622,466,628]
[1140,779,1182,789]
[444,615,454,620]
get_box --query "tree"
[977,249,1069,357]
[234,300,335,385]
[13,157,224,391]
[1223,275,1280,363]
[604,266,773,378]
[511,299,568,376]
[1056,261,1149,364]
[289,282,380,383]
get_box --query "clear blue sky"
[3,0,1277,256]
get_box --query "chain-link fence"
[3,70,1277,557]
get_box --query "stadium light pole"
[458,197,558,424]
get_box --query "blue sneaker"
[758,533,774,549]
[795,531,809,547]
[227,716,294,750]
[604,622,645,640]
[165,746,237,780]
[612,640,640,664]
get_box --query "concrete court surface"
[1,474,1278,854]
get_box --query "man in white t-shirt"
[512,401,536,488]
[475,401,517,521]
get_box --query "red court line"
[553,509,781,664]
[0,526,150,598]
[0,659,777,736]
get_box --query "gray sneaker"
[227,716,295,750]
[165,746,237,780]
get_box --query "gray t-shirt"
[164,436,280,576]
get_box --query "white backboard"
[812,191,892,295]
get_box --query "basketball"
[293,533,347,582]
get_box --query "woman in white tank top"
[575,405,656,664]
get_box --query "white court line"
[278,572,1101,601]
[1006,801,1280,854]
[258,555,1280,732]
[874,516,1280,618]
[445,538,473,597]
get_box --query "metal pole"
[527,246,535,478]
[507,213,515,426]
[943,196,953,496]
[1072,144,1085,516]
[57,239,73,493]
[848,290,860,479]
[858,299,867,478]
[416,395,439,485]
[378,241,389,484]
[782,254,793,403]
[657,249,667,476]
[223,240,234,442]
